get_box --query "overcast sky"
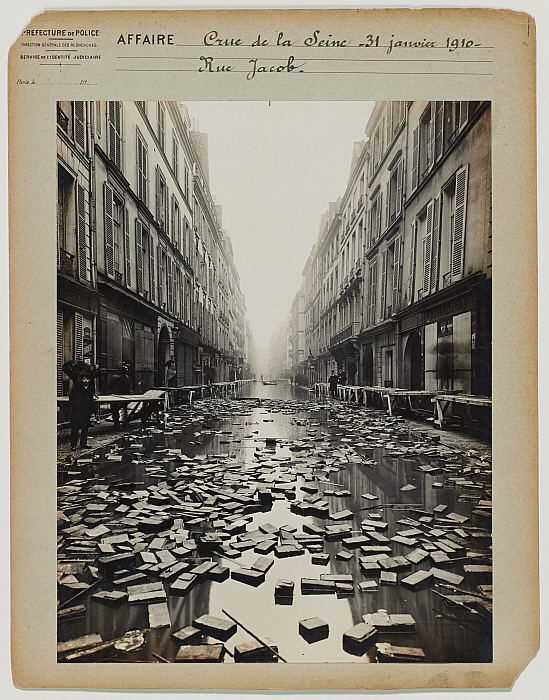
[185,101,374,356]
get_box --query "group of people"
[328,368,347,398]
[62,361,133,451]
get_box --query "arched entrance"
[404,331,422,390]
[362,344,374,386]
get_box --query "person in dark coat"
[338,368,347,386]
[108,362,133,429]
[328,372,339,398]
[62,361,98,450]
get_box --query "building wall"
[58,100,250,399]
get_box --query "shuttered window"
[422,200,434,296]
[136,129,147,204]
[75,312,83,362]
[155,167,168,231]
[57,309,64,396]
[434,101,444,161]
[451,165,469,281]
[76,183,87,281]
[430,195,441,292]
[411,126,419,191]
[368,260,377,327]
[104,182,114,277]
[124,206,131,287]
[135,219,144,295]
[73,101,85,150]
[158,103,165,151]
[392,235,401,314]
[149,243,155,303]
[379,250,387,321]
[108,101,122,170]
[408,220,417,304]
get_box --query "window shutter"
[385,107,392,146]
[385,181,390,229]
[429,102,436,168]
[392,236,401,314]
[157,246,163,306]
[377,193,382,241]
[451,165,469,281]
[74,102,85,149]
[149,242,155,303]
[57,309,64,396]
[379,250,387,320]
[423,200,434,295]
[76,183,87,281]
[435,101,444,161]
[115,102,121,169]
[396,160,403,216]
[430,194,441,292]
[135,220,144,295]
[412,126,419,190]
[408,221,417,305]
[155,166,160,222]
[170,196,175,244]
[167,256,173,313]
[104,182,114,277]
[75,312,83,362]
[459,101,469,129]
[124,206,131,286]
[165,186,169,237]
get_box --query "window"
[448,165,469,283]
[104,183,129,285]
[156,167,168,232]
[367,259,378,327]
[386,159,403,226]
[95,101,101,137]
[135,219,149,298]
[369,189,383,245]
[158,102,165,151]
[107,102,122,169]
[412,103,435,191]
[171,196,181,251]
[136,129,148,204]
[384,349,393,387]
[57,101,85,150]
[184,161,190,203]
[172,133,179,179]
[445,101,469,148]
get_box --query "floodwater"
[58,381,492,664]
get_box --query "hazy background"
[186,101,374,357]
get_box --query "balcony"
[58,248,75,278]
[114,270,123,284]
[330,321,360,348]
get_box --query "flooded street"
[58,382,492,664]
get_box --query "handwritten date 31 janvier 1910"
[199,56,304,80]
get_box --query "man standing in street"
[328,372,339,399]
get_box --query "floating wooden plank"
[231,567,266,587]
[429,568,464,585]
[376,642,425,662]
[380,571,398,585]
[234,638,279,663]
[343,623,378,656]
[401,570,433,587]
[171,625,202,646]
[148,602,170,629]
[358,580,378,592]
[194,614,237,641]
[363,612,416,633]
[175,644,225,663]
[274,579,294,597]
[299,617,329,643]
[57,634,103,656]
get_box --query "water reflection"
[58,382,491,663]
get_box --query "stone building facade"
[299,101,491,397]
[57,101,250,403]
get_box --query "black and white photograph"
[55,99,493,665]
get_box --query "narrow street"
[58,382,492,664]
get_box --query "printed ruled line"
[117,56,492,63]
[174,43,495,49]
[39,63,81,66]
[45,49,78,51]
[116,68,491,76]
